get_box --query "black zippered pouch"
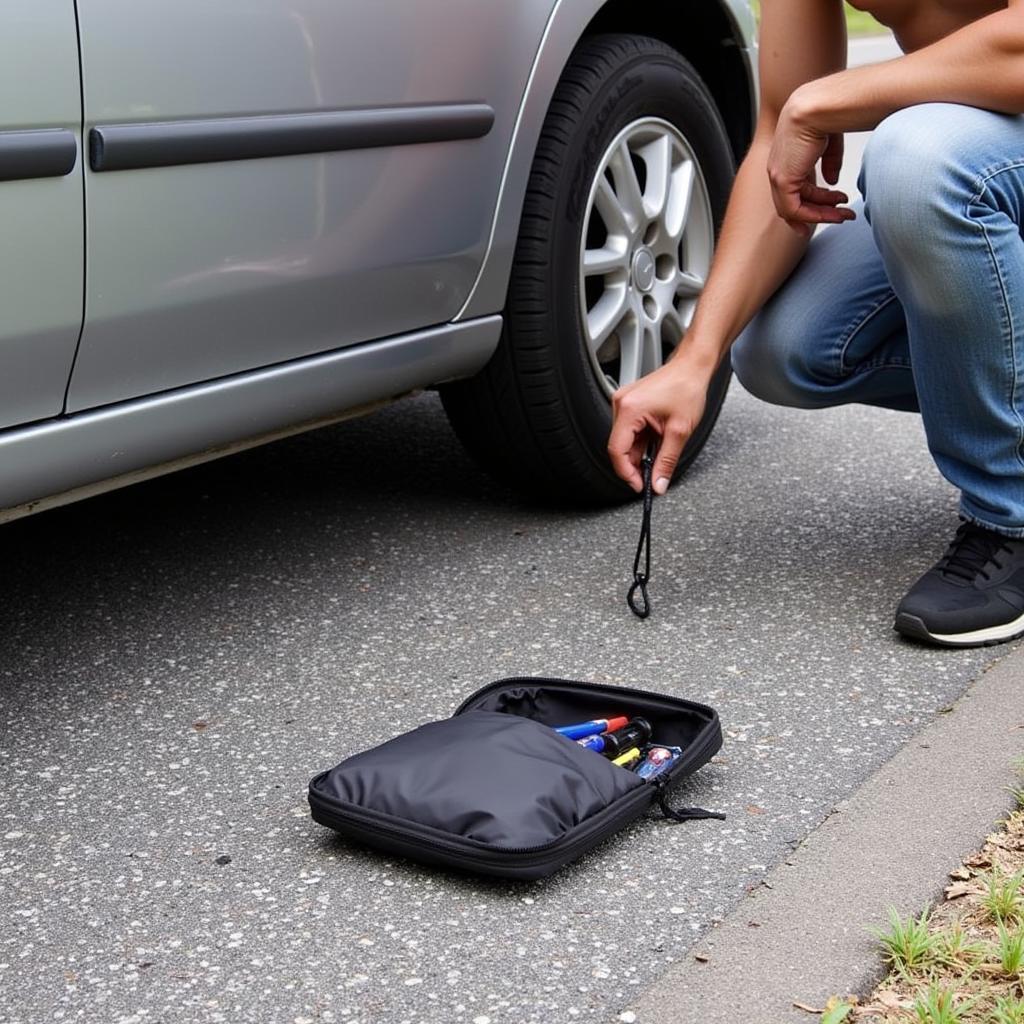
[307,676,723,880]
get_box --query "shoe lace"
[937,522,1014,583]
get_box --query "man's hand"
[608,358,712,495]
[767,84,856,236]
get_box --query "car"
[0,0,756,522]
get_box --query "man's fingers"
[801,183,849,207]
[781,198,856,232]
[771,182,849,221]
[651,427,687,495]
[821,133,844,185]
[607,405,647,492]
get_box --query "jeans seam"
[960,509,1024,539]
[968,160,1024,207]
[837,292,902,376]
[968,173,1024,475]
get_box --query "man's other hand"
[768,85,856,236]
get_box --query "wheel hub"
[631,247,656,293]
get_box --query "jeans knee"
[732,307,829,408]
[862,104,1000,248]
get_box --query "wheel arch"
[453,0,757,324]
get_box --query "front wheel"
[441,33,735,504]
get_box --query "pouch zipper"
[453,675,718,724]
[309,777,658,868]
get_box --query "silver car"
[1,0,756,521]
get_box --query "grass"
[937,923,987,971]
[875,909,941,976]
[749,1,886,37]
[982,871,1024,926]
[994,925,1024,979]
[814,760,1024,1023]
[992,995,1024,1023]
[911,983,974,1023]
[842,4,886,37]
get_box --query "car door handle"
[0,129,78,182]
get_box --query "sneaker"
[895,521,1024,647]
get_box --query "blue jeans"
[733,103,1024,537]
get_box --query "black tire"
[440,33,736,504]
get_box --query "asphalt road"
[0,379,1009,1024]
[4,31,993,1024]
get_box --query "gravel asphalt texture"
[0,380,1011,1024]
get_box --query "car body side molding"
[89,103,495,172]
[0,129,78,182]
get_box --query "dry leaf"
[861,991,905,1013]
[944,880,980,900]
[694,953,709,963]
[949,866,971,880]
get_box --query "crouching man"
[608,0,1024,647]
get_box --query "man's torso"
[846,0,1006,50]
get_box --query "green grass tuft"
[935,922,986,970]
[981,870,1024,925]
[875,908,941,976]
[993,922,1024,978]
[992,994,1024,1024]
[910,982,974,1023]
[820,1000,853,1024]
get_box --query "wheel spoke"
[606,141,645,231]
[676,270,705,298]
[594,175,631,239]
[617,314,643,386]
[662,305,687,346]
[583,244,628,277]
[641,134,673,222]
[585,285,630,354]
[666,159,696,242]
[641,325,663,376]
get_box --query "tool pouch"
[307,676,722,880]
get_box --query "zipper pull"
[655,788,726,823]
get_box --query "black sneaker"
[895,521,1024,647]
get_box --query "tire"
[440,33,736,504]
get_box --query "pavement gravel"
[0,380,1013,1024]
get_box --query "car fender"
[454,0,757,323]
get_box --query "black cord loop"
[656,791,727,823]
[627,445,655,619]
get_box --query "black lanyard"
[626,445,655,619]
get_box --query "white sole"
[897,608,1024,647]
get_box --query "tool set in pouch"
[308,676,723,880]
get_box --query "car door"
[0,2,84,430]
[65,0,554,412]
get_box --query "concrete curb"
[624,647,1024,1023]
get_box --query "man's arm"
[770,2,1024,230]
[608,0,849,493]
